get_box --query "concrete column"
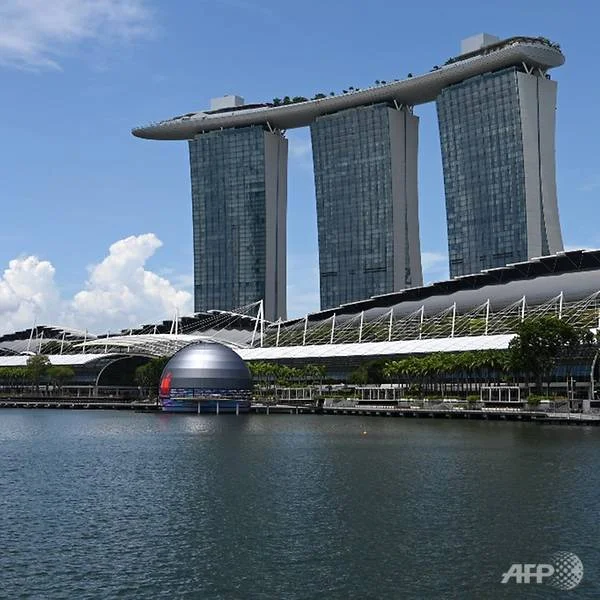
[264,131,288,320]
[389,108,422,289]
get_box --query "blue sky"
[0,0,598,333]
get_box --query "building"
[311,104,422,309]
[189,122,287,321]
[77,250,600,369]
[132,35,565,311]
[437,35,563,277]
[8,250,597,403]
[237,250,600,393]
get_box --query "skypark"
[132,36,563,140]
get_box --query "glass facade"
[311,104,420,310]
[437,67,529,278]
[189,126,286,319]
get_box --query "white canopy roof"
[0,354,114,367]
[236,335,515,361]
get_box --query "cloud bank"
[0,233,192,335]
[0,0,153,69]
[0,233,453,334]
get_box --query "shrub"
[526,394,549,406]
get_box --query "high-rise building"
[311,104,422,309]
[133,35,565,315]
[189,125,287,321]
[437,65,563,278]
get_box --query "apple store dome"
[159,341,252,413]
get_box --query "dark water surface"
[1,410,599,599]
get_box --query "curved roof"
[133,38,564,140]
[0,325,96,356]
[0,354,114,367]
[236,335,515,361]
[78,333,227,356]
[283,250,600,325]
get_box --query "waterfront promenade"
[2,396,600,425]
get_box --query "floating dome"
[161,341,251,391]
[159,341,252,413]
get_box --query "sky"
[0,0,598,335]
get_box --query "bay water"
[1,410,599,598]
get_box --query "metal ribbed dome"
[161,342,251,390]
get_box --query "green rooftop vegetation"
[270,79,407,106]
[267,37,561,109]
[444,35,562,66]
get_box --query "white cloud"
[70,234,192,331]
[0,234,192,335]
[0,256,60,332]
[0,240,450,334]
[171,273,194,291]
[0,0,153,69]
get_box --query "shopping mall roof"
[236,335,515,361]
[286,249,600,325]
[0,354,114,367]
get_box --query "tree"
[350,360,387,385]
[272,97,282,106]
[509,316,582,395]
[0,367,28,393]
[134,357,169,398]
[300,364,326,386]
[47,366,75,395]
[26,355,50,392]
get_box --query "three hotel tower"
[134,34,565,321]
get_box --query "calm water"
[1,410,599,599]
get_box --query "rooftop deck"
[132,37,564,140]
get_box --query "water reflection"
[1,411,599,598]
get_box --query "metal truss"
[19,292,599,359]
[259,290,600,349]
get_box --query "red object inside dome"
[159,371,173,397]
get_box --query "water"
[1,410,599,599]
